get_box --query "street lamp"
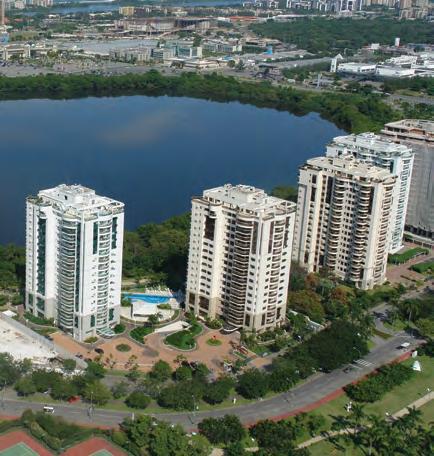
[88,390,94,420]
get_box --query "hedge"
[411,260,434,274]
[388,247,429,264]
[344,363,414,403]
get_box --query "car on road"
[398,342,410,349]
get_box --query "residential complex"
[326,133,414,253]
[25,185,124,341]
[186,184,296,331]
[293,156,396,290]
[381,119,434,248]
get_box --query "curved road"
[0,329,421,431]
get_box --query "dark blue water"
[0,96,344,244]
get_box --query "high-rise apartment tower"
[186,184,296,331]
[25,185,124,341]
[326,132,414,253]
[293,156,396,289]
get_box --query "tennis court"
[0,431,52,456]
[0,442,39,456]
[90,451,114,456]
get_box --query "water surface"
[0,96,344,244]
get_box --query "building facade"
[293,156,396,290]
[381,120,434,248]
[326,133,414,253]
[25,185,124,341]
[186,184,296,332]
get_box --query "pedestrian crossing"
[354,359,372,367]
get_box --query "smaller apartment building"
[186,184,296,331]
[293,156,396,290]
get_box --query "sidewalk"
[298,391,434,449]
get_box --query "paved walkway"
[298,391,434,449]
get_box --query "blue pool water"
[123,293,171,305]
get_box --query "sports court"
[62,437,126,456]
[0,431,52,456]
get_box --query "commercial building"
[186,184,296,331]
[25,185,124,341]
[326,133,414,253]
[381,120,434,247]
[293,156,396,290]
[337,62,377,75]
[0,43,30,61]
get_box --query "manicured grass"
[206,337,222,346]
[23,312,54,326]
[419,398,434,424]
[308,439,360,456]
[388,247,429,264]
[129,326,153,343]
[411,260,434,274]
[383,318,407,333]
[115,343,131,352]
[165,322,202,350]
[309,355,434,431]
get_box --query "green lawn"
[308,439,361,456]
[164,322,202,350]
[388,247,429,264]
[419,398,434,424]
[306,356,434,431]
[129,326,153,343]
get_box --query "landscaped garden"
[165,321,202,350]
[411,259,434,274]
[129,326,153,343]
[206,337,222,347]
[116,344,131,353]
[388,247,429,264]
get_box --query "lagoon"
[0,95,344,244]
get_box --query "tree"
[174,365,193,382]
[14,376,37,396]
[83,381,111,405]
[198,415,245,445]
[158,381,204,410]
[287,290,325,323]
[85,361,106,380]
[0,353,25,386]
[50,379,77,401]
[149,360,172,382]
[249,419,301,454]
[203,377,234,405]
[270,185,298,202]
[111,381,129,399]
[236,369,269,399]
[415,318,434,338]
[62,359,77,373]
[125,391,151,409]
[31,370,63,393]
[225,441,247,456]
[148,313,162,328]
[268,360,298,393]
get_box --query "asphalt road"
[0,328,422,431]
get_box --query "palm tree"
[399,299,421,323]
[349,403,366,431]
[147,312,162,328]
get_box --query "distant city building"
[186,184,296,331]
[293,156,396,289]
[25,185,124,341]
[327,133,414,253]
[399,0,430,19]
[0,43,30,61]
[337,62,377,75]
[381,120,434,247]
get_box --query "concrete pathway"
[298,391,434,449]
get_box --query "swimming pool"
[123,293,171,305]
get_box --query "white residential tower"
[326,132,414,253]
[186,184,296,331]
[25,185,124,341]
[293,156,396,289]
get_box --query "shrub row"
[344,363,414,403]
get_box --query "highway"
[0,327,422,431]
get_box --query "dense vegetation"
[251,18,434,55]
[123,212,190,289]
[344,363,414,402]
[388,247,429,264]
[383,76,434,96]
[0,244,25,290]
[0,71,398,133]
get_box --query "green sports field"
[0,442,39,456]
